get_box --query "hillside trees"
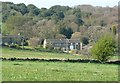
[3,15,31,35]
[33,20,58,39]
[2,2,16,22]
[59,26,73,39]
[71,32,81,39]
[27,4,40,16]
[100,20,107,26]
[71,32,89,45]
[14,3,28,15]
[2,2,85,39]
[2,2,117,43]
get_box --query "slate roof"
[45,39,80,43]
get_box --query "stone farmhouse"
[43,39,82,52]
[2,35,25,45]
[2,35,83,52]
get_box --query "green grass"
[1,47,119,81]
[2,47,87,59]
[2,61,118,81]
[2,47,119,61]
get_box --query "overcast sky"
[0,0,119,8]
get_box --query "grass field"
[2,61,118,81]
[2,47,88,59]
[1,47,119,81]
[2,47,119,60]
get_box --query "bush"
[9,44,20,49]
[46,43,54,50]
[91,33,116,62]
[28,37,41,48]
[23,40,28,46]
[35,45,49,51]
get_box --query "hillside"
[75,5,118,26]
[2,2,118,44]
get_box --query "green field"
[2,47,119,60]
[1,47,119,81]
[2,61,118,81]
[2,47,88,59]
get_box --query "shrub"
[28,37,41,48]
[24,40,28,46]
[35,45,49,51]
[69,50,75,54]
[91,33,116,62]
[46,43,54,50]
[9,44,20,49]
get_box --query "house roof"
[2,35,28,39]
[45,39,81,43]
[2,35,23,38]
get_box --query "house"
[43,39,82,52]
[2,35,26,45]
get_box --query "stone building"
[43,39,82,52]
[2,35,25,45]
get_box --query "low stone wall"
[1,58,120,65]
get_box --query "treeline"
[2,2,84,38]
[2,2,118,45]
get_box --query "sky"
[0,0,120,8]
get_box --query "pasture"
[2,61,118,81]
[2,47,119,60]
[1,47,119,81]
[2,47,88,59]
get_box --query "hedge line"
[1,58,120,65]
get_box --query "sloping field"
[2,47,119,61]
[2,47,87,59]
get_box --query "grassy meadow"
[2,61,118,81]
[2,47,88,59]
[1,47,119,81]
[2,47,119,60]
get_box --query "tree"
[73,8,82,19]
[69,22,79,32]
[71,32,89,45]
[28,37,41,48]
[71,32,81,39]
[15,3,28,15]
[33,19,58,39]
[81,37,89,45]
[56,11,65,20]
[55,34,66,39]
[27,4,40,16]
[91,33,116,62]
[100,20,107,26]
[111,25,117,35]
[75,18,84,26]
[59,27,73,39]
[3,15,30,35]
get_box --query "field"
[2,47,119,60]
[1,47,119,81]
[2,47,85,59]
[2,61,118,81]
